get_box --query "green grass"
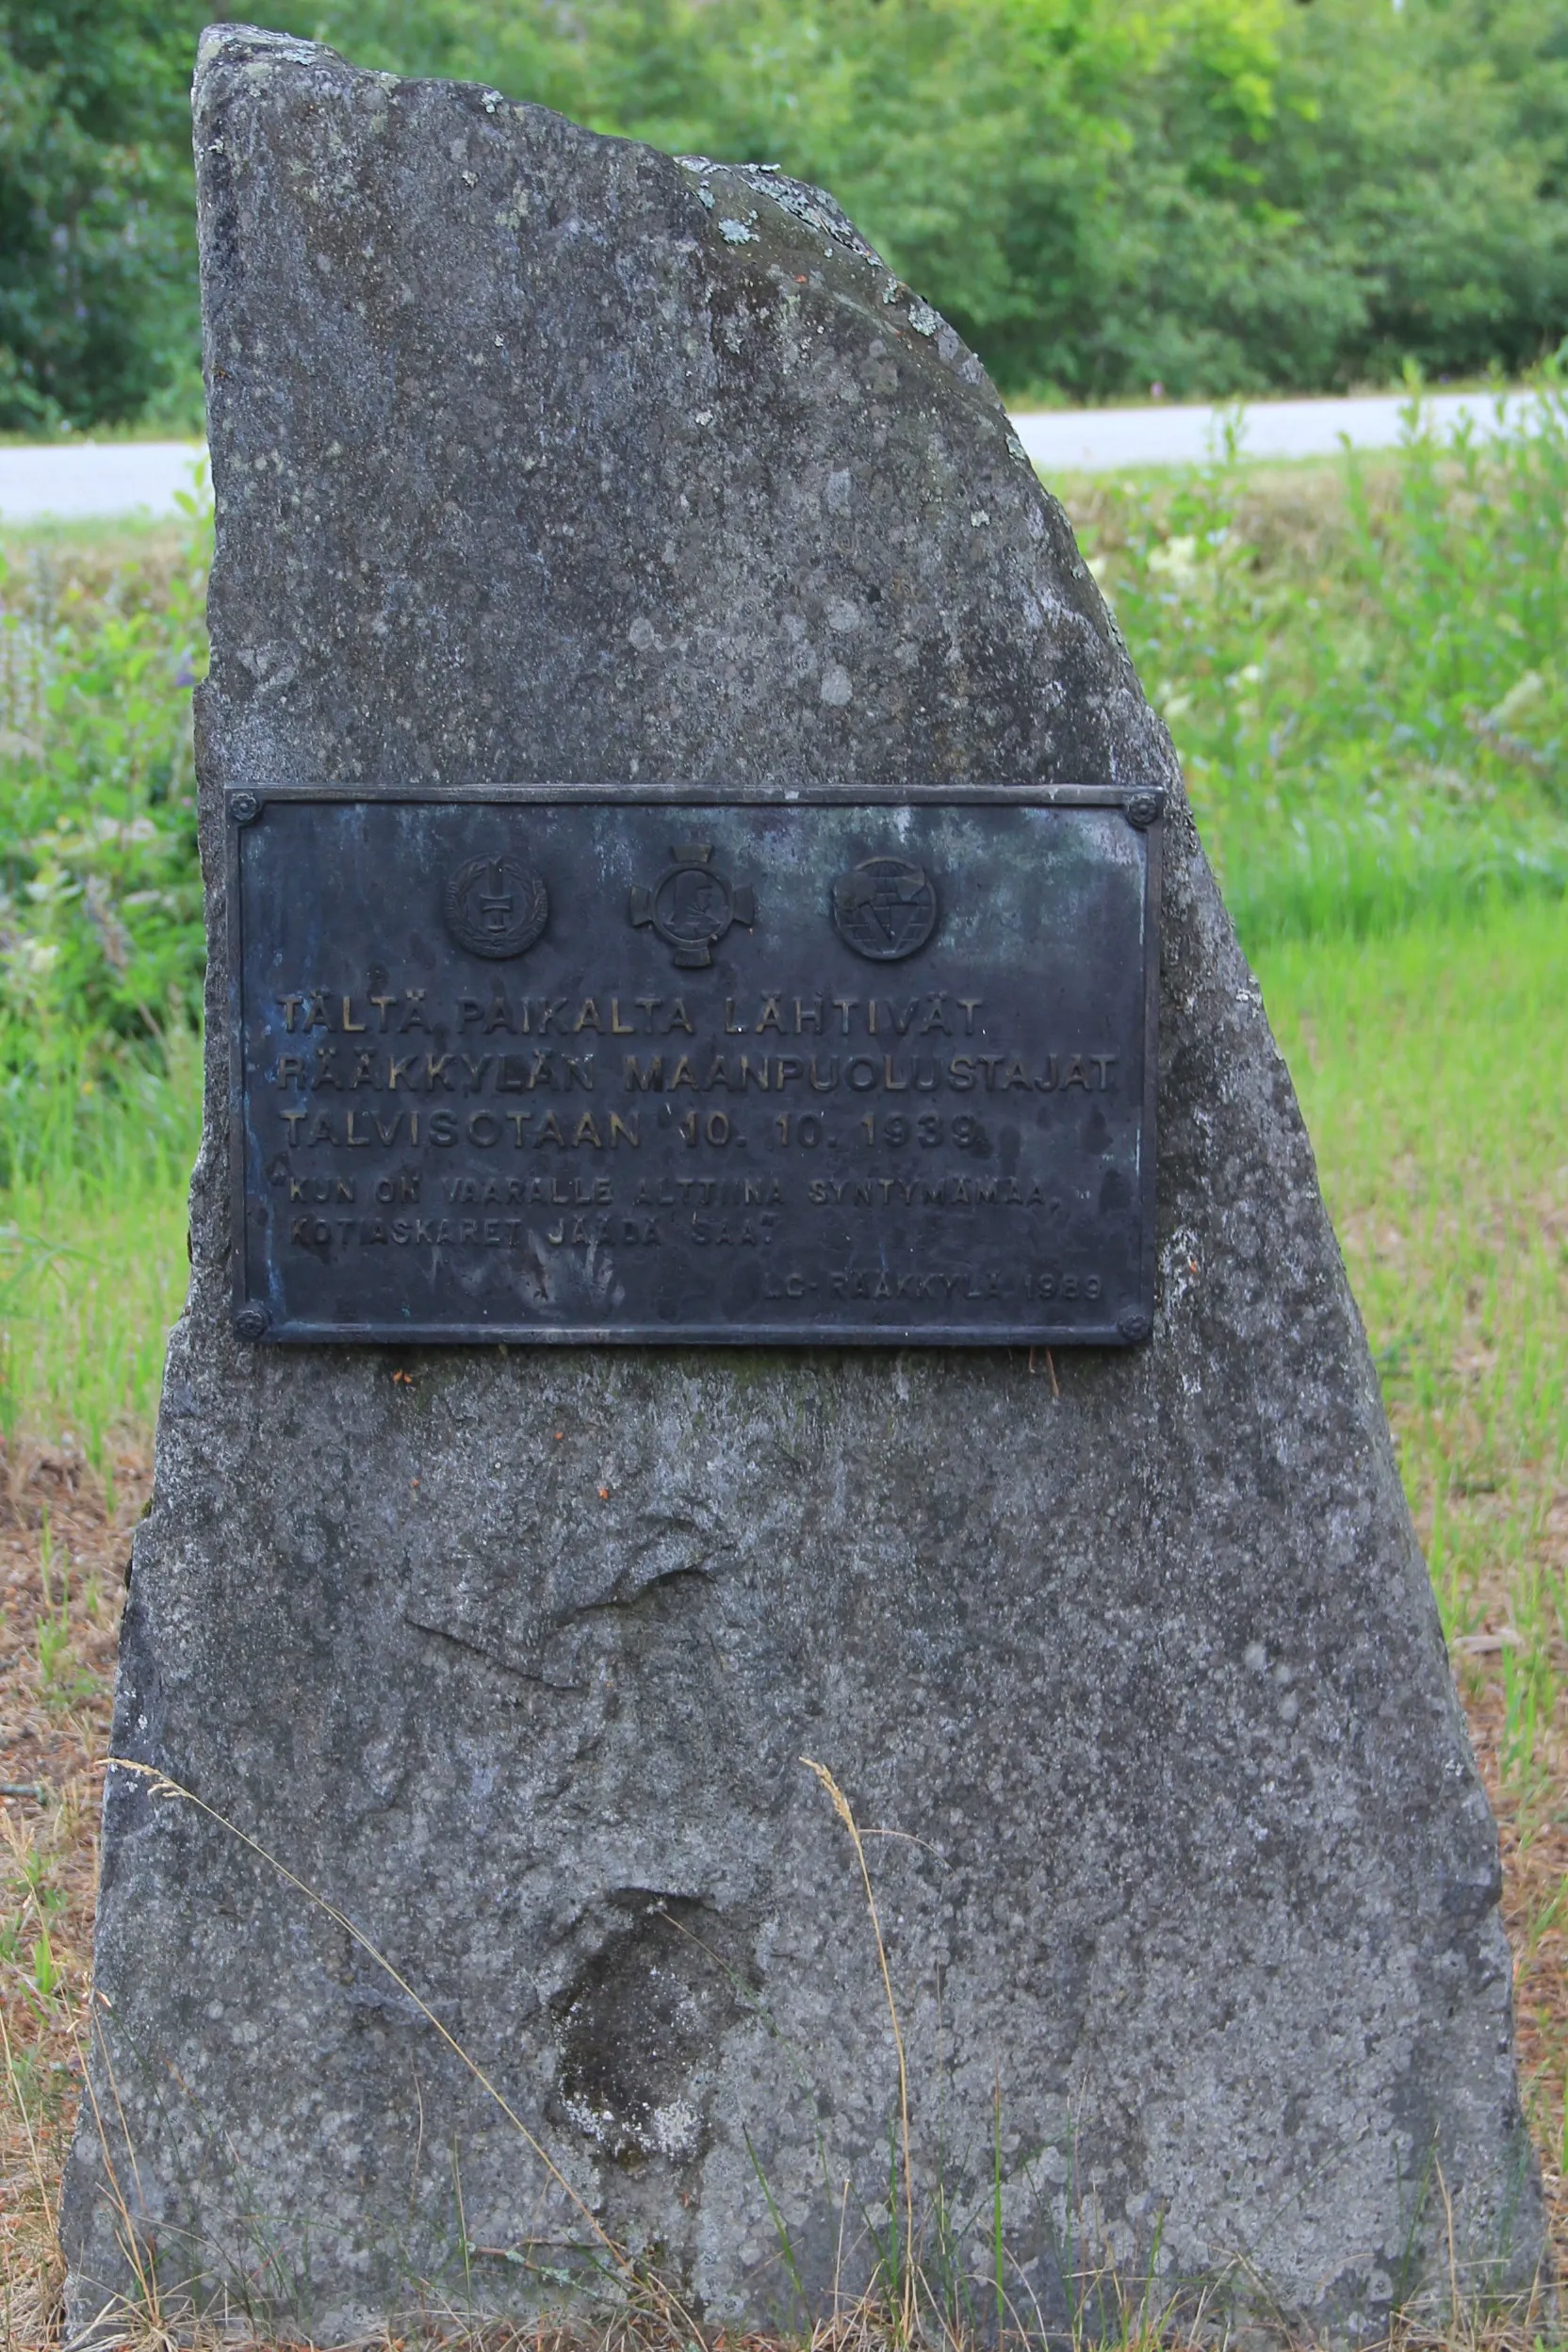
[0,1048,198,1507]
[1260,889,1568,2201]
[1261,895,1568,1658]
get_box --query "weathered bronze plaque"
[227,786,1162,1345]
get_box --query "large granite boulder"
[62,25,1544,2342]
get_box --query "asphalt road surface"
[0,388,1540,521]
[1010,387,1537,472]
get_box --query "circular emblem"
[629,843,756,970]
[234,1303,270,1341]
[443,853,548,958]
[830,856,938,961]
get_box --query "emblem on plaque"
[442,852,548,958]
[830,855,938,960]
[629,842,756,969]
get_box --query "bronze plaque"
[226,786,1162,1345]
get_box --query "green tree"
[0,0,206,431]
[8,0,1568,427]
[1266,0,1568,387]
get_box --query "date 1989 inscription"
[228,789,1161,1345]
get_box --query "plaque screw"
[229,792,262,825]
[234,1303,270,1341]
[1119,1310,1152,1344]
[1124,792,1163,831]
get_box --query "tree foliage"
[0,0,205,431]
[5,0,1568,422]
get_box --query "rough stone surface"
[64,25,1544,2341]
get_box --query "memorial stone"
[63,24,1544,2341]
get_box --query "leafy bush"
[1077,385,1568,939]
[0,491,208,1180]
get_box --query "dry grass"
[0,1439,148,2344]
[1057,450,1409,580]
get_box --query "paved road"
[0,388,1544,520]
[0,439,207,523]
[1010,387,1540,473]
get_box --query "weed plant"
[0,490,207,1151]
[0,496,206,1478]
[1077,384,1568,944]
